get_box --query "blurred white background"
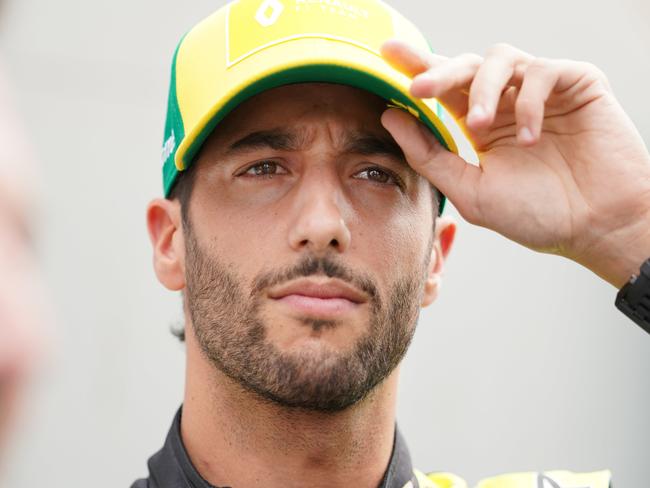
[1,0,649,486]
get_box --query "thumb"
[381,108,480,220]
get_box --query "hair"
[168,160,199,227]
[168,166,198,342]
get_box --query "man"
[136,0,650,486]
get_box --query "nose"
[287,176,352,254]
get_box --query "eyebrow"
[227,129,303,154]
[225,128,410,169]
[342,134,407,167]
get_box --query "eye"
[354,166,403,187]
[239,160,288,178]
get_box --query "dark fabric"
[131,406,416,488]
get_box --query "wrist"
[572,207,650,288]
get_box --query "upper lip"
[268,278,368,304]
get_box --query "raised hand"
[380,40,650,287]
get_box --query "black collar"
[132,406,417,488]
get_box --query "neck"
[181,332,399,488]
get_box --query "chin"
[266,312,369,354]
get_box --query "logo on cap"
[161,130,176,165]
[226,0,394,67]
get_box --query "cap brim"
[170,37,458,213]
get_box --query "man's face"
[180,83,439,412]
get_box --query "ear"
[421,215,456,307]
[146,198,186,291]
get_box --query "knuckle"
[469,84,491,105]
[580,61,609,84]
[522,57,558,83]
[457,52,483,67]
[515,96,539,114]
[487,42,514,56]
[527,57,551,71]
[579,60,599,73]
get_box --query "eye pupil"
[254,161,276,175]
[368,168,389,183]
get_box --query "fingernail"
[467,104,487,125]
[415,72,436,83]
[518,127,534,143]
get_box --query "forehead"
[202,83,390,151]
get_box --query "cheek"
[349,201,433,279]
[192,197,286,285]
[346,177,434,241]
[204,214,273,265]
[195,176,279,236]
[192,173,433,279]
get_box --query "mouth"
[267,278,368,319]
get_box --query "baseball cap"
[161,0,459,212]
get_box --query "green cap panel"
[161,37,187,196]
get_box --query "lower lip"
[273,294,361,318]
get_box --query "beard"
[184,223,429,413]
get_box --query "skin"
[148,83,455,488]
[147,41,650,487]
[381,40,650,287]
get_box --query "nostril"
[330,238,339,248]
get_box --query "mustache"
[250,254,380,303]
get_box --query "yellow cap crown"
[161,0,458,209]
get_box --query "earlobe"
[421,216,456,307]
[146,198,186,291]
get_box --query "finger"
[515,59,560,145]
[548,60,613,118]
[467,44,534,130]
[381,108,483,223]
[381,39,446,78]
[410,53,483,118]
[411,53,483,98]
